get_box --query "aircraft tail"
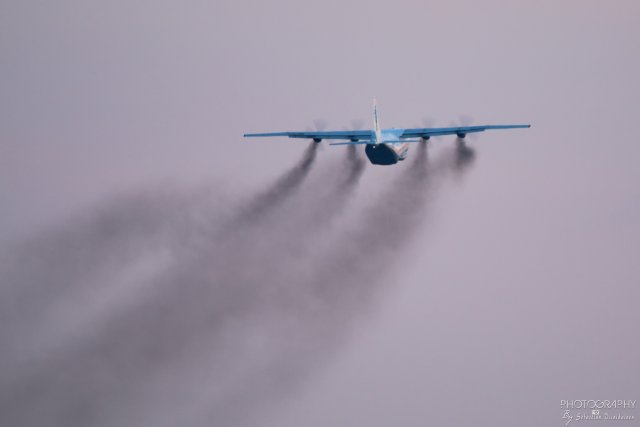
[373,98,382,143]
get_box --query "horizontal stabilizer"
[244,130,374,141]
[329,141,372,146]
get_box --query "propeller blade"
[421,117,436,128]
[453,115,478,140]
[313,119,328,131]
[349,118,365,130]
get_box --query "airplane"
[244,100,530,165]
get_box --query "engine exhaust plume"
[454,137,476,172]
[0,142,476,427]
[233,141,318,226]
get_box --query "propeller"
[459,115,474,127]
[421,117,436,128]
[411,117,436,129]
[349,118,365,130]
[312,119,328,132]
[304,119,329,132]
[303,119,329,147]
[412,117,436,142]
[341,118,365,132]
[450,115,479,140]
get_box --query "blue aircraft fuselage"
[365,129,410,165]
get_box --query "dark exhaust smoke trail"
[0,142,319,372]
[0,140,317,308]
[453,137,476,173]
[0,142,357,427]
[231,141,318,227]
[188,142,478,427]
[345,144,366,183]
[116,145,368,426]
[0,142,472,427]
[0,192,182,299]
[261,141,436,329]
[138,143,468,427]
[0,191,204,366]
[304,140,476,307]
[293,144,365,226]
[172,142,474,427]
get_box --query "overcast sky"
[1,1,639,426]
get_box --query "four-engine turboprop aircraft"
[244,100,530,165]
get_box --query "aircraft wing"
[244,130,373,141]
[400,124,530,139]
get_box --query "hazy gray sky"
[1,0,639,426]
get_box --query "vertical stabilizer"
[373,98,382,143]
